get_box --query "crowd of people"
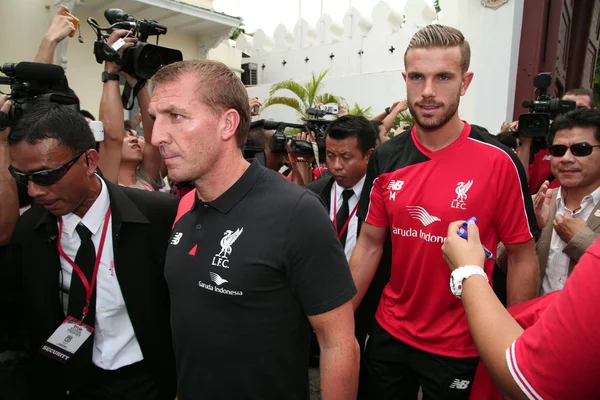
[1,5,600,400]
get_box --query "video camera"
[518,73,576,138]
[267,108,332,157]
[88,9,182,81]
[0,62,79,128]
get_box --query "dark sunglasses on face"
[548,142,600,158]
[8,150,87,187]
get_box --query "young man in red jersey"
[350,24,539,399]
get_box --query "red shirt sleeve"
[493,150,535,244]
[364,176,388,227]
[506,238,600,399]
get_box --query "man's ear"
[460,72,474,96]
[221,109,241,143]
[85,149,100,176]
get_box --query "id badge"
[39,316,93,363]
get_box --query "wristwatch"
[102,72,120,83]
[450,265,488,299]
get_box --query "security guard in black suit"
[0,103,177,400]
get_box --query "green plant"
[348,102,373,119]
[263,70,343,120]
[394,111,414,129]
[230,23,253,41]
[434,0,441,13]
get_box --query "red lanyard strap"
[333,189,359,241]
[57,207,111,321]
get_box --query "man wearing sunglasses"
[1,103,178,400]
[533,108,600,295]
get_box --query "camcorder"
[88,9,182,109]
[518,73,576,138]
[88,9,182,81]
[319,103,339,115]
[267,108,332,157]
[0,62,79,128]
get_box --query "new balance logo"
[209,272,229,286]
[449,379,470,390]
[387,180,404,191]
[387,180,404,201]
[171,232,183,245]
[407,206,440,226]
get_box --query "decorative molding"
[481,0,509,10]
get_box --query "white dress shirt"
[59,177,143,370]
[543,186,600,294]
[329,176,365,261]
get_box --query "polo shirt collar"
[193,160,264,214]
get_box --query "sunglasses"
[548,142,600,157]
[8,150,87,186]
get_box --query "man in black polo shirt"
[149,60,359,400]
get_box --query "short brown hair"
[404,24,471,72]
[151,60,250,148]
[563,88,595,107]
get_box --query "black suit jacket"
[305,175,391,351]
[304,175,335,213]
[1,180,178,400]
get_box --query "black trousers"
[68,361,160,400]
[359,321,479,400]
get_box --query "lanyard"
[57,207,111,322]
[332,188,359,240]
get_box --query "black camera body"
[265,109,331,158]
[518,73,576,138]
[0,62,79,128]
[89,9,182,80]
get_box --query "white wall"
[0,0,53,64]
[208,39,243,77]
[241,0,524,133]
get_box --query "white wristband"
[450,265,488,299]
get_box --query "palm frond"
[268,80,308,104]
[395,111,414,128]
[314,93,342,106]
[348,102,373,119]
[306,69,329,107]
[262,96,306,118]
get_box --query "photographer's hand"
[286,132,316,185]
[249,98,262,116]
[34,5,76,64]
[105,30,137,73]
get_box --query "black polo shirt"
[166,160,356,400]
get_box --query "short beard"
[408,95,460,130]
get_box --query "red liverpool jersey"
[358,122,536,358]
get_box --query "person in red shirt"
[443,219,600,400]
[351,24,539,399]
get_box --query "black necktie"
[336,189,354,247]
[67,224,97,324]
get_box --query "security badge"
[39,316,93,364]
[594,209,600,218]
